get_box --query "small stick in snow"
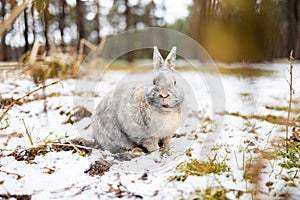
[286,50,294,152]
[0,80,62,122]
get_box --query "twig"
[286,50,294,152]
[0,119,9,130]
[0,184,11,200]
[51,142,92,152]
[0,169,23,180]
[0,80,62,122]
[0,132,23,138]
[22,119,33,145]
[66,140,85,156]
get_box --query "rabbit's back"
[92,89,135,153]
[92,82,150,152]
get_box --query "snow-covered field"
[0,63,300,199]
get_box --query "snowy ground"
[0,63,300,199]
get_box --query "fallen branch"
[0,80,62,122]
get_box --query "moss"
[169,158,228,182]
[277,141,300,169]
[187,187,229,200]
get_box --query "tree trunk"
[191,0,207,44]
[124,0,131,30]
[287,0,298,58]
[76,0,87,53]
[76,0,87,40]
[59,0,65,46]
[124,0,133,62]
[95,0,100,44]
[44,0,50,51]
[24,9,29,52]
[0,0,6,60]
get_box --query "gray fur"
[92,46,184,153]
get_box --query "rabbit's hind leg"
[93,125,135,153]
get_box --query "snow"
[1,63,300,199]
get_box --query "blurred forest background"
[0,0,299,62]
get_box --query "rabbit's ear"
[165,47,176,70]
[153,46,164,70]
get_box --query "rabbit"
[92,46,184,154]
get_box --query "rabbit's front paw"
[161,137,171,150]
[143,143,160,152]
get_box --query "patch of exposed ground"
[84,159,112,176]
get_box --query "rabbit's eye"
[153,80,156,85]
[174,80,176,85]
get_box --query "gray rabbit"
[92,46,184,154]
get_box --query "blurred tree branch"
[0,0,31,36]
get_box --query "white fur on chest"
[148,110,182,138]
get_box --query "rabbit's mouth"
[162,104,169,108]
[160,100,182,110]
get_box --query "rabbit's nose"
[160,93,169,98]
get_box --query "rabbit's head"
[145,46,184,111]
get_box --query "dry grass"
[8,138,94,162]
[219,111,297,126]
